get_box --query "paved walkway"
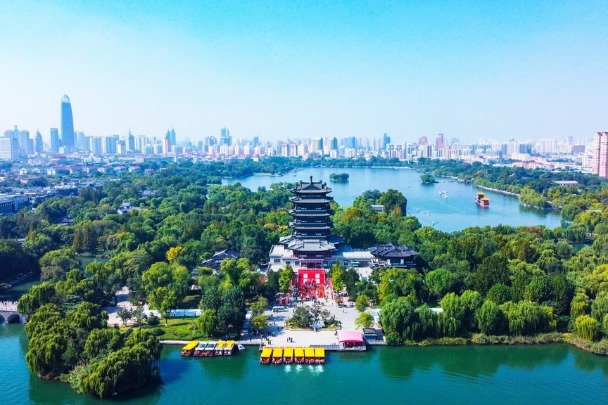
[239,298,364,347]
[103,286,147,326]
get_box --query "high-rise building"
[76,131,86,150]
[50,128,60,153]
[169,128,176,147]
[592,132,608,178]
[220,127,231,146]
[0,137,19,160]
[35,130,43,154]
[435,133,444,151]
[61,95,75,152]
[127,131,135,152]
[382,133,391,150]
[18,130,30,156]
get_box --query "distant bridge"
[0,305,25,323]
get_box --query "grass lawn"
[119,318,241,341]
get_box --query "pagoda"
[271,177,341,269]
[289,176,333,239]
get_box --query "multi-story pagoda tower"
[289,176,333,239]
[271,177,341,270]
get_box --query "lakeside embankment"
[475,184,520,197]
[160,330,608,357]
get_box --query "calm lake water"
[2,324,607,405]
[223,167,562,232]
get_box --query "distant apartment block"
[592,132,608,178]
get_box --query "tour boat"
[314,347,325,364]
[283,347,294,364]
[260,348,273,364]
[180,341,198,357]
[215,341,226,356]
[202,342,216,357]
[304,348,315,364]
[223,341,236,356]
[272,347,284,365]
[193,342,206,357]
[475,192,490,208]
[294,347,305,364]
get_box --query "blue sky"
[1,0,607,143]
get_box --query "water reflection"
[379,344,573,380]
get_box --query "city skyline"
[1,1,607,142]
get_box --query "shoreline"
[474,184,520,197]
[161,332,608,356]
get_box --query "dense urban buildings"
[0,95,604,176]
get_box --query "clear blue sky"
[1,0,607,143]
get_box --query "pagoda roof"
[368,243,418,258]
[289,210,331,217]
[285,237,337,252]
[293,176,332,193]
[289,197,333,204]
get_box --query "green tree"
[252,314,269,331]
[355,294,370,312]
[426,268,457,299]
[380,298,417,343]
[196,309,218,338]
[278,264,295,293]
[250,297,268,317]
[330,262,345,292]
[475,300,504,335]
[378,189,407,215]
[355,312,374,328]
[117,308,133,325]
[575,315,599,341]
[486,283,512,304]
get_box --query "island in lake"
[329,172,350,182]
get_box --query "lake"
[1,324,607,405]
[223,167,562,232]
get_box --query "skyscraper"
[61,95,75,152]
[35,130,43,154]
[220,127,231,146]
[50,128,60,153]
[592,132,608,178]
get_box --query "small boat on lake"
[475,192,489,208]
[272,347,284,365]
[304,348,315,364]
[181,341,198,357]
[223,341,236,356]
[260,348,272,364]
[314,348,325,364]
[294,347,305,364]
[284,347,294,364]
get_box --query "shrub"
[150,328,165,337]
[147,315,160,326]
[385,331,403,346]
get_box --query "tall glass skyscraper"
[61,95,75,151]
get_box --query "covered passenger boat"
[193,342,207,357]
[215,341,226,356]
[304,348,315,364]
[272,347,284,365]
[294,347,305,364]
[260,347,273,364]
[202,342,216,357]
[314,348,325,364]
[180,341,198,357]
[223,341,236,356]
[284,347,294,364]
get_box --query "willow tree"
[575,315,599,341]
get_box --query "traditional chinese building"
[368,243,418,268]
[269,177,342,271]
